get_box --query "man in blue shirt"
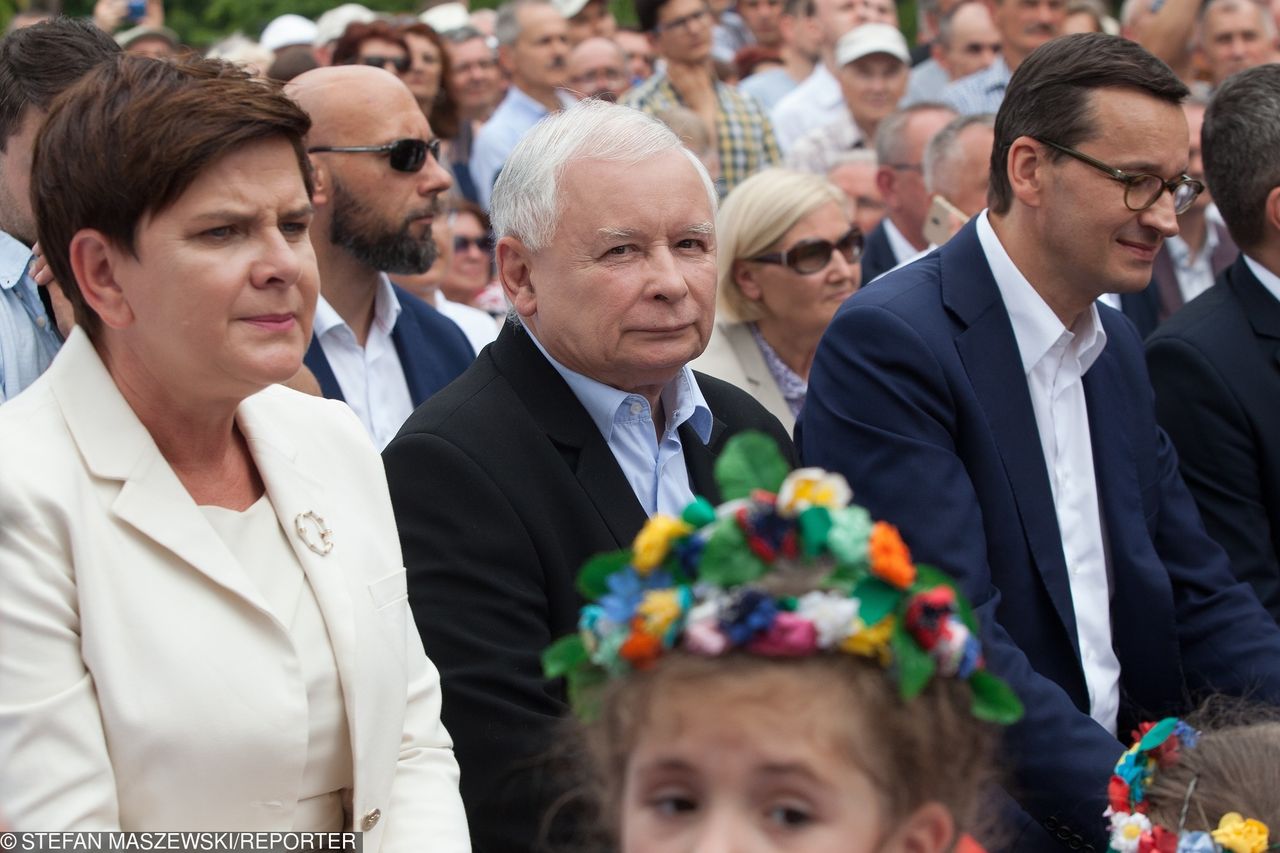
[941,0,1064,114]
[0,18,118,402]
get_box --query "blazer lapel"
[1230,258,1280,371]
[389,299,431,406]
[941,224,1081,658]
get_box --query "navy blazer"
[304,284,475,407]
[799,219,1280,852]
[859,218,900,284]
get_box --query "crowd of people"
[3,0,1280,851]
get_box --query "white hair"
[923,112,994,195]
[490,99,718,253]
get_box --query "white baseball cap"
[420,2,471,33]
[260,14,318,52]
[313,3,377,48]
[835,23,910,68]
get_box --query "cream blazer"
[690,319,795,432]
[0,329,470,851]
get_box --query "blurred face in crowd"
[879,108,954,247]
[994,0,1066,64]
[505,3,571,94]
[615,29,657,79]
[735,200,861,341]
[93,137,319,403]
[443,209,494,304]
[936,3,1001,81]
[654,0,715,64]
[1182,102,1212,214]
[568,37,631,99]
[814,0,862,50]
[0,107,43,245]
[1199,0,1275,86]
[356,36,409,72]
[840,53,909,137]
[1061,8,1102,33]
[449,36,503,115]
[854,0,899,26]
[125,34,176,58]
[502,149,716,397]
[401,31,445,106]
[740,0,787,47]
[934,122,995,218]
[567,0,619,43]
[828,159,886,235]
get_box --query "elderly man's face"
[994,0,1065,59]
[936,122,994,217]
[508,3,571,91]
[1201,1,1274,86]
[568,37,631,99]
[828,160,885,235]
[449,37,503,113]
[840,53,909,134]
[938,3,1002,80]
[507,149,717,394]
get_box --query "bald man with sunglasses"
[287,65,475,450]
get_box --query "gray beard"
[329,183,438,275]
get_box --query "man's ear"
[732,259,764,301]
[308,155,332,208]
[1264,185,1280,239]
[69,228,135,331]
[875,164,897,201]
[1006,134,1047,209]
[497,236,537,320]
[498,44,516,75]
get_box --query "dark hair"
[266,44,320,82]
[32,55,313,339]
[331,20,409,66]
[635,0,683,34]
[399,21,461,139]
[0,16,118,151]
[561,652,1002,847]
[449,197,492,233]
[989,33,1188,214]
[1202,64,1280,251]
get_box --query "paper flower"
[719,588,778,646]
[1111,812,1154,852]
[795,590,860,648]
[776,468,852,516]
[619,618,663,669]
[637,588,685,637]
[683,619,730,655]
[600,567,673,624]
[632,515,693,573]
[841,615,894,665]
[869,521,916,588]
[1175,832,1217,853]
[748,611,819,656]
[1211,813,1269,853]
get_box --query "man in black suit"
[861,102,955,282]
[383,100,795,852]
[1148,65,1280,623]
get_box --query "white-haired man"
[383,100,795,853]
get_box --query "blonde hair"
[715,168,848,323]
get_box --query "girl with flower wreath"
[542,433,1023,852]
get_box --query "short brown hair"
[989,33,1187,214]
[400,21,460,139]
[331,20,409,66]
[32,55,313,338]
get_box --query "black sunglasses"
[362,54,410,73]
[307,138,441,173]
[747,226,863,274]
[454,234,495,254]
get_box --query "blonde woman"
[692,168,861,430]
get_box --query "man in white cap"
[553,0,618,43]
[260,13,318,53]
[785,22,911,174]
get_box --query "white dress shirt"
[314,275,414,450]
[1166,225,1222,304]
[976,211,1122,736]
[883,217,920,266]
[769,64,844,154]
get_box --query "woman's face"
[442,211,492,304]
[402,32,444,106]
[102,137,318,403]
[736,201,860,339]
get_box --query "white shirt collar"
[1243,254,1280,304]
[313,273,403,340]
[882,217,919,265]
[1165,223,1220,268]
[0,230,33,291]
[975,210,1107,375]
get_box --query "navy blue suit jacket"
[304,284,475,408]
[798,220,1280,851]
[859,218,899,284]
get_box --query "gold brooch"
[294,511,334,556]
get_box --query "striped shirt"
[940,55,1011,116]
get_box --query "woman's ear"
[69,228,133,331]
[733,259,763,301]
[886,801,956,853]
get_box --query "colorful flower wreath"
[1105,718,1277,853]
[541,431,1024,725]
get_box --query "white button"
[35,315,46,328]
[629,402,644,415]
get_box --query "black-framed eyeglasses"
[307,138,441,173]
[454,234,495,254]
[1036,138,1204,215]
[655,6,710,34]
[362,54,411,73]
[747,226,863,274]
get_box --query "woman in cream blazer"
[0,56,468,849]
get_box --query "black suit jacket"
[859,218,900,284]
[1148,255,1280,622]
[383,324,797,853]
[1120,221,1237,339]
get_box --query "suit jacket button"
[1045,816,1060,830]
[361,808,381,831]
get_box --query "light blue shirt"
[526,328,713,516]
[470,86,571,210]
[739,67,799,112]
[940,55,1010,116]
[0,230,61,403]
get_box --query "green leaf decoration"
[1137,717,1178,751]
[797,507,833,558]
[914,564,978,633]
[577,550,632,599]
[892,618,936,700]
[852,577,902,626]
[968,670,1025,725]
[699,519,769,586]
[827,505,874,573]
[542,634,588,679]
[713,431,791,501]
[682,496,717,528]
[567,666,609,723]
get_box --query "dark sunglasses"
[307,138,441,173]
[454,234,495,254]
[362,54,410,73]
[747,226,863,274]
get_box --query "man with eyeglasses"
[621,0,779,194]
[1147,65,1280,628]
[566,35,631,100]
[286,65,475,450]
[801,34,1280,852]
[940,0,1064,115]
[904,1,1001,106]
